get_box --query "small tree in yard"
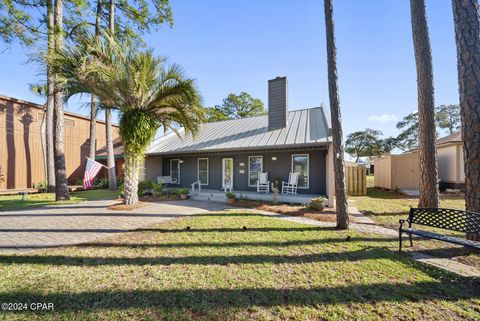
[49,35,203,204]
[345,129,386,162]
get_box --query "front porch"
[189,188,321,205]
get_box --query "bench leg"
[409,234,413,247]
[399,230,403,252]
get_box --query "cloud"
[368,114,397,123]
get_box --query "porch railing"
[191,180,201,193]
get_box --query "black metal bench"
[399,207,480,251]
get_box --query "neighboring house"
[374,131,465,191]
[142,77,335,205]
[0,95,121,190]
[95,137,125,179]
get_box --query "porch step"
[191,192,227,203]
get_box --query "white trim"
[291,153,309,189]
[222,158,234,191]
[197,157,209,186]
[248,155,263,187]
[170,159,181,185]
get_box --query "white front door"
[170,159,180,184]
[222,158,234,191]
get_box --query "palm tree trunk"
[324,0,349,229]
[105,0,117,191]
[410,0,439,208]
[53,0,69,200]
[88,0,102,161]
[46,0,55,192]
[88,98,97,160]
[124,153,139,205]
[452,0,480,241]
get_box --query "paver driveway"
[0,199,232,252]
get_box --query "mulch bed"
[230,199,340,223]
[108,201,149,211]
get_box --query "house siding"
[157,149,326,195]
[0,95,120,189]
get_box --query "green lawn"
[351,179,478,267]
[0,212,479,320]
[351,187,465,228]
[0,189,118,211]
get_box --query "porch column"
[326,143,335,207]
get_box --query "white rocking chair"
[257,172,270,193]
[282,172,299,195]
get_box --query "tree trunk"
[324,0,349,229]
[46,0,55,192]
[88,0,102,161]
[452,0,480,241]
[410,0,439,208]
[88,96,97,160]
[105,109,117,190]
[53,0,69,200]
[105,0,117,191]
[123,154,140,205]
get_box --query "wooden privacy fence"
[345,166,367,196]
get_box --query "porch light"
[239,162,245,167]
[272,156,277,161]
[178,160,184,164]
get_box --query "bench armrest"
[399,219,405,229]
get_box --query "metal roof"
[146,106,331,156]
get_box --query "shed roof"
[437,131,462,146]
[146,106,331,156]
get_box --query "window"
[64,118,75,127]
[197,158,209,185]
[292,154,309,188]
[248,156,263,187]
[170,159,180,184]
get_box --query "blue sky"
[0,0,459,141]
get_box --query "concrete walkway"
[0,199,232,252]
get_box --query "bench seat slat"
[403,228,480,249]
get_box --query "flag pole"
[86,157,109,169]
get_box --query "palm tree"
[105,0,117,191]
[410,0,439,208]
[88,0,102,162]
[49,36,204,204]
[324,0,349,229]
[452,0,480,240]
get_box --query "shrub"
[95,177,109,189]
[33,179,48,193]
[178,188,189,195]
[225,191,236,199]
[138,180,155,196]
[118,182,125,196]
[152,182,164,197]
[310,197,327,211]
[167,188,179,196]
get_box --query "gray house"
[142,77,335,205]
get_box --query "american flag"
[83,158,104,189]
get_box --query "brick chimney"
[268,76,288,131]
